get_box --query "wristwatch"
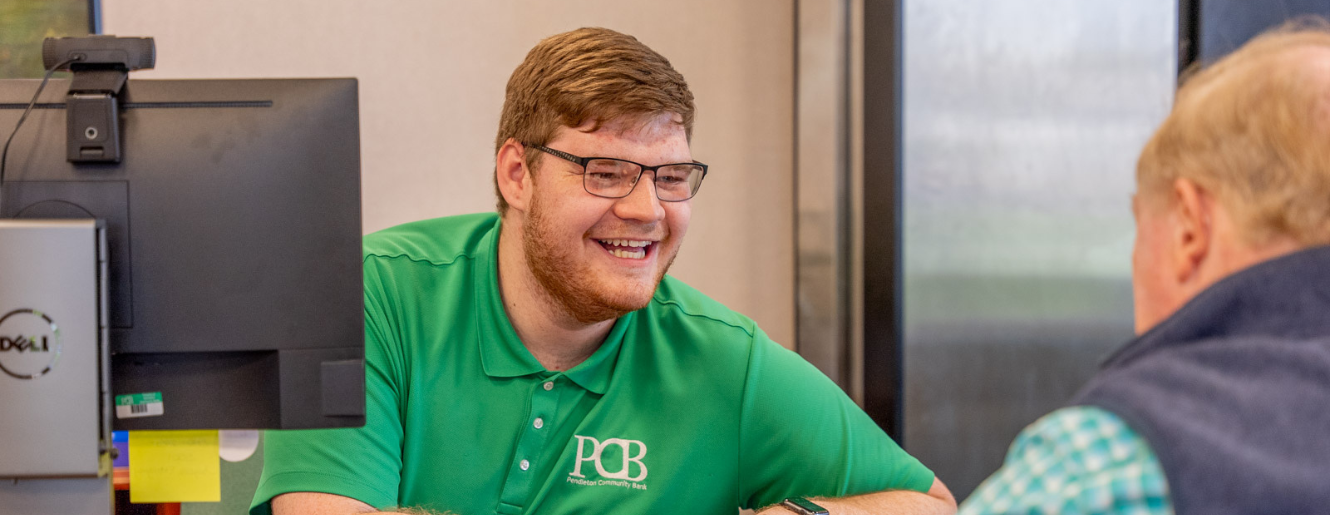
[780,497,829,515]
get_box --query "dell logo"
[0,335,51,352]
[0,309,62,379]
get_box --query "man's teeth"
[600,239,651,248]
[609,248,646,259]
[597,239,651,259]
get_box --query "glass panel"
[900,0,1176,499]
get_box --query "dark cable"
[0,57,78,216]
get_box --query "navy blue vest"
[1072,246,1330,515]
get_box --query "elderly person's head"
[1132,21,1330,333]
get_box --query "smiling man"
[250,28,954,515]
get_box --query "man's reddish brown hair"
[493,27,695,214]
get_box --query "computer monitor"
[0,77,365,430]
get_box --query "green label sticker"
[115,392,164,418]
[115,392,162,406]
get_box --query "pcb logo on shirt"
[567,435,648,490]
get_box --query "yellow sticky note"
[128,430,221,503]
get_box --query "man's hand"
[758,478,956,515]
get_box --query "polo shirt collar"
[474,219,632,395]
[561,314,631,394]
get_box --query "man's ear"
[1170,178,1214,284]
[496,138,533,215]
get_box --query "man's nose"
[613,174,666,223]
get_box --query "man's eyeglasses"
[527,144,708,202]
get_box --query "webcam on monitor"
[42,36,156,72]
[40,36,156,163]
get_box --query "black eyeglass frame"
[527,144,709,201]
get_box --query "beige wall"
[102,0,796,345]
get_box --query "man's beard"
[522,192,676,325]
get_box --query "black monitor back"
[0,78,364,430]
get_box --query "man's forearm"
[272,492,455,515]
[758,478,957,515]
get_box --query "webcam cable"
[0,57,78,216]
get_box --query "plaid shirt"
[958,406,1173,515]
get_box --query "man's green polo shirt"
[251,213,933,514]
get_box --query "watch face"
[782,498,830,515]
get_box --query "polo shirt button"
[543,381,554,391]
[520,459,530,471]
[534,418,544,429]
